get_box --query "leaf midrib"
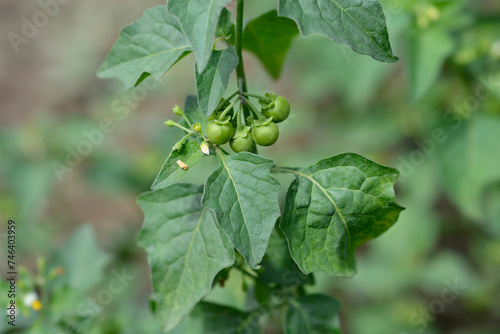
[99,45,190,75]
[216,148,257,264]
[170,207,206,315]
[328,0,388,57]
[272,167,351,244]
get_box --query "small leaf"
[216,8,233,38]
[168,0,232,73]
[169,302,261,334]
[151,140,204,190]
[279,153,404,277]
[48,225,110,293]
[258,229,313,286]
[278,0,398,63]
[243,10,299,79]
[409,28,454,101]
[180,95,210,134]
[196,47,239,116]
[285,294,341,334]
[202,149,281,269]
[97,5,191,88]
[137,184,235,332]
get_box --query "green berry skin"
[230,135,257,153]
[262,96,290,123]
[207,121,234,145]
[252,122,279,146]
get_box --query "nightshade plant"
[98,0,404,332]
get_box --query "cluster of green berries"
[165,92,290,154]
[207,92,290,153]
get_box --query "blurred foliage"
[1,0,499,333]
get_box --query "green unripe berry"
[230,132,257,153]
[252,120,279,146]
[207,120,234,145]
[261,95,290,123]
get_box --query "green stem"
[242,92,270,102]
[171,122,192,133]
[235,0,247,94]
[237,104,243,131]
[242,96,264,119]
[217,90,239,111]
[180,115,193,129]
[218,98,239,121]
[271,167,299,174]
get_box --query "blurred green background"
[1,0,500,333]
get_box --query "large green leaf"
[258,228,313,287]
[97,5,191,88]
[48,225,110,293]
[285,294,341,334]
[278,0,398,63]
[278,153,404,277]
[242,10,299,79]
[409,28,454,101]
[137,184,235,332]
[195,47,239,116]
[151,140,204,190]
[169,302,261,334]
[202,149,281,269]
[168,0,232,73]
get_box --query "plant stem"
[237,104,243,131]
[218,98,239,121]
[217,90,239,111]
[235,0,247,94]
[242,96,263,119]
[168,122,192,133]
[242,92,270,102]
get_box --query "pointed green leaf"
[97,5,191,88]
[137,184,235,332]
[168,0,232,73]
[202,150,281,269]
[258,229,313,287]
[278,0,398,63]
[279,153,404,277]
[196,47,239,116]
[180,95,210,134]
[169,302,261,334]
[216,8,233,38]
[151,140,204,190]
[243,10,299,79]
[285,294,341,334]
